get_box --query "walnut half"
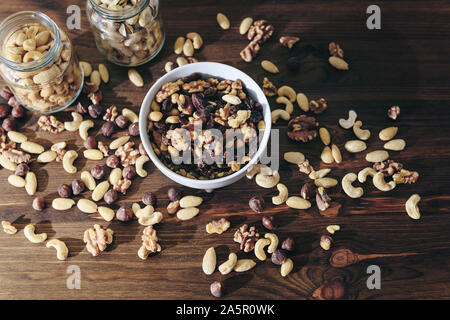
[83,224,114,257]
[233,224,259,252]
[206,218,230,234]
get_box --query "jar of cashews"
[0,11,83,114]
[87,0,165,66]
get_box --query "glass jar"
[87,0,165,67]
[0,11,83,114]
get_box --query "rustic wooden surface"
[0,0,449,300]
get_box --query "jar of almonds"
[0,11,83,114]
[87,0,165,66]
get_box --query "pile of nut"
[147,73,265,179]
[88,0,164,66]
[1,23,83,112]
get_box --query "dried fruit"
[262,215,276,230]
[300,182,315,200]
[281,237,295,252]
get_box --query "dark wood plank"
[0,0,449,299]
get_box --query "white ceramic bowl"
[139,62,272,189]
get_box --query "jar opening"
[0,11,62,72]
[89,0,153,21]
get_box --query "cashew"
[138,211,163,226]
[135,205,154,218]
[254,238,271,261]
[24,224,47,243]
[136,155,149,177]
[271,109,290,123]
[281,258,294,277]
[319,127,331,145]
[218,253,238,275]
[202,247,216,275]
[246,164,267,179]
[339,110,357,129]
[326,225,340,234]
[353,120,371,140]
[62,150,78,174]
[283,152,305,164]
[46,239,69,260]
[264,233,279,253]
[276,96,294,114]
[255,171,280,188]
[277,85,296,102]
[321,146,334,164]
[272,183,288,205]
[186,32,203,49]
[286,196,311,209]
[379,127,398,141]
[344,140,367,153]
[296,93,309,112]
[342,173,364,198]
[405,194,421,220]
[79,120,94,140]
[358,167,377,183]
[64,112,83,132]
[384,139,406,151]
[314,177,338,188]
[365,150,389,163]
[233,259,257,272]
[25,172,37,195]
[309,168,331,180]
[373,172,396,191]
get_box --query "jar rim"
[88,0,152,21]
[0,11,62,72]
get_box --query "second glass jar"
[87,0,165,67]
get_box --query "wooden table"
[0,0,449,300]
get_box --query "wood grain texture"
[0,0,449,299]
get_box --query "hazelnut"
[300,182,315,200]
[249,196,264,213]
[122,165,136,179]
[167,187,182,201]
[88,104,102,119]
[76,102,87,114]
[2,117,15,131]
[142,191,157,206]
[128,122,139,136]
[58,184,72,198]
[83,136,97,149]
[262,215,276,230]
[138,143,147,156]
[210,281,224,298]
[32,197,45,211]
[71,179,86,195]
[0,87,13,100]
[104,189,118,205]
[0,104,11,118]
[320,235,333,251]
[11,105,25,119]
[106,155,120,168]
[271,249,288,265]
[14,163,29,177]
[91,165,107,180]
[101,121,115,137]
[114,115,129,129]
[116,206,133,222]
[281,237,295,252]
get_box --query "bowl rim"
[138,61,272,188]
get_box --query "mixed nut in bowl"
[0,11,84,114]
[139,62,272,190]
